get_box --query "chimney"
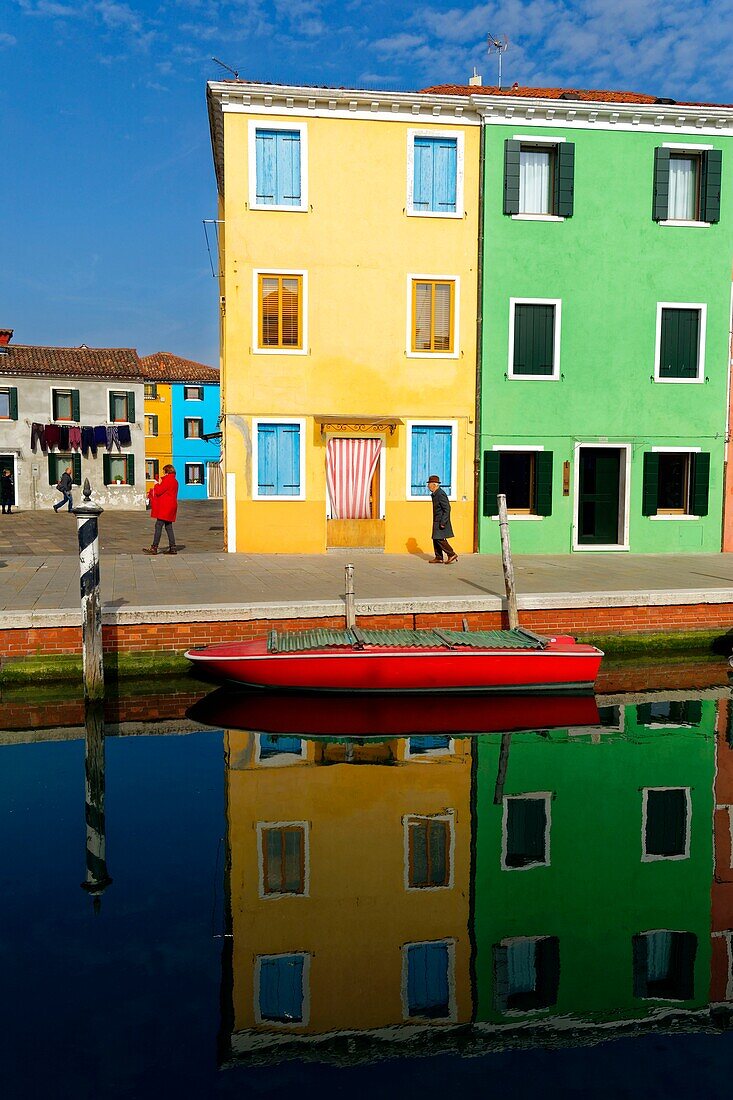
[0,329,12,354]
[468,67,482,87]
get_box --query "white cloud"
[0,31,17,45]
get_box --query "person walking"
[144,464,179,555]
[53,466,74,512]
[427,474,458,564]
[1,468,13,514]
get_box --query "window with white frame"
[259,823,307,896]
[642,450,710,518]
[493,936,561,1012]
[405,814,452,889]
[0,386,17,420]
[408,735,452,755]
[184,417,203,439]
[249,121,307,211]
[655,304,705,381]
[184,385,203,401]
[408,422,455,499]
[509,300,561,378]
[410,278,457,355]
[633,931,696,1000]
[52,388,77,422]
[145,414,158,437]
[185,462,205,485]
[642,787,690,860]
[403,940,453,1020]
[254,420,304,499]
[504,138,575,218]
[256,953,308,1024]
[407,131,463,216]
[503,794,551,869]
[145,459,159,481]
[144,382,158,399]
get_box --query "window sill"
[406,209,463,219]
[511,214,565,222]
[573,544,630,552]
[654,377,704,384]
[649,514,701,521]
[249,204,309,213]
[406,350,459,360]
[490,514,543,521]
[658,220,711,228]
[253,348,308,356]
[507,373,560,381]
[253,495,306,502]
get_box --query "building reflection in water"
[216,686,733,1065]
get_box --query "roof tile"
[140,352,219,384]
[0,344,145,380]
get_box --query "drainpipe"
[472,119,486,554]
[723,273,733,552]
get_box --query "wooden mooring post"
[497,493,519,630]
[345,563,356,630]
[80,701,112,911]
[72,478,104,700]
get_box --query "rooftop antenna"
[212,57,239,80]
[487,33,509,90]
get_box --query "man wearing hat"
[427,475,458,564]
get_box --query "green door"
[578,448,621,546]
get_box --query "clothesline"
[29,422,133,457]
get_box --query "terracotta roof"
[140,352,219,384]
[418,84,723,108]
[0,344,145,380]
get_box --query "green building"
[473,699,715,1026]
[473,92,730,553]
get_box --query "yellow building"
[140,368,173,492]
[221,731,473,1062]
[207,80,481,553]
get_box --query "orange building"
[221,732,473,1061]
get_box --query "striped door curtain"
[326,437,382,519]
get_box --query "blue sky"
[2,0,731,365]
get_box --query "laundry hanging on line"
[30,422,135,456]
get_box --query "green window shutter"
[127,454,135,486]
[108,392,114,421]
[513,304,554,376]
[642,453,660,515]
[673,933,697,1001]
[127,390,136,424]
[682,699,702,725]
[701,148,722,223]
[71,389,80,422]
[492,944,509,1012]
[503,139,521,215]
[636,703,653,725]
[47,454,56,486]
[534,451,553,516]
[103,454,111,485]
[535,937,560,1007]
[9,387,18,420]
[652,147,670,221]
[659,309,700,379]
[554,142,575,217]
[483,451,500,516]
[632,934,649,998]
[72,454,81,485]
[690,451,710,516]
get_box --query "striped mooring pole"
[80,701,112,910]
[72,478,104,701]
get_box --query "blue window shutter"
[257,424,277,495]
[407,944,428,1012]
[432,426,452,493]
[408,943,449,1015]
[278,425,301,495]
[412,426,452,495]
[413,138,434,210]
[255,130,277,204]
[260,734,302,758]
[259,956,304,1022]
[433,138,458,212]
[425,943,449,1010]
[411,426,430,495]
[276,131,301,205]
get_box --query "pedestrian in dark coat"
[427,474,458,564]
[53,467,74,512]
[1,468,13,514]
[144,464,179,555]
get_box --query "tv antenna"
[212,57,240,80]
[487,33,509,89]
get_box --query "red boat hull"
[186,635,603,692]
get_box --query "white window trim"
[402,811,455,892]
[256,820,310,898]
[252,416,307,502]
[662,142,714,151]
[407,735,456,758]
[252,268,309,356]
[648,447,702,520]
[254,952,311,1027]
[145,459,159,481]
[488,445,547,520]
[641,787,692,862]
[105,454,134,487]
[501,793,552,871]
[511,214,565,222]
[635,931,695,1001]
[106,387,132,425]
[508,298,562,380]
[401,939,457,1022]
[247,119,309,213]
[572,442,632,552]
[255,732,307,767]
[49,384,77,424]
[499,935,557,1016]
[658,220,711,228]
[512,134,567,144]
[405,419,458,502]
[183,386,204,401]
[184,461,205,486]
[183,417,205,439]
[145,414,159,438]
[654,302,706,384]
[406,129,465,219]
[406,274,460,359]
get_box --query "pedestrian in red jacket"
[144,464,179,555]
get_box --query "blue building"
[140,353,221,500]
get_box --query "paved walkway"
[3,547,733,620]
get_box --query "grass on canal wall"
[1,628,732,685]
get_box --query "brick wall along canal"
[3,663,733,1098]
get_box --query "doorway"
[575,446,628,549]
[0,454,17,507]
[326,437,385,549]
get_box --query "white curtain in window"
[508,939,536,994]
[668,158,696,220]
[647,931,672,981]
[519,150,550,214]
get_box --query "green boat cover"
[267,627,544,654]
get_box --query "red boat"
[185,626,603,693]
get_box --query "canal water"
[3,663,733,1098]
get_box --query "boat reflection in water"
[187,684,733,1067]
